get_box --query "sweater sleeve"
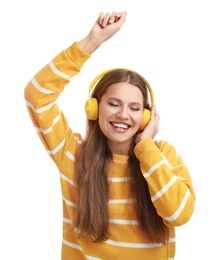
[24,42,91,167]
[134,138,196,227]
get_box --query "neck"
[108,140,131,156]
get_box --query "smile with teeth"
[111,122,130,129]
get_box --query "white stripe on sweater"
[66,151,75,161]
[105,239,161,248]
[60,172,77,187]
[49,61,72,81]
[151,175,178,202]
[63,239,103,259]
[105,237,175,248]
[109,219,138,225]
[107,177,132,182]
[25,100,57,113]
[62,239,82,250]
[143,161,164,178]
[63,217,72,224]
[164,188,191,222]
[108,199,136,204]
[31,77,59,94]
[47,138,65,155]
[35,114,60,134]
[62,196,78,208]
[86,255,102,260]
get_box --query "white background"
[1,0,223,259]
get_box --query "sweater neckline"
[112,154,129,163]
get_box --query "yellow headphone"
[85,68,155,131]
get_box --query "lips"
[110,122,130,130]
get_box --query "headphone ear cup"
[85,98,98,120]
[139,109,151,131]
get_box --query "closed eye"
[109,102,119,107]
[130,107,141,111]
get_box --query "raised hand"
[78,11,127,54]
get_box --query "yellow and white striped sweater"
[24,42,195,260]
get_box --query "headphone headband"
[88,68,155,105]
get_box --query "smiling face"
[98,82,144,155]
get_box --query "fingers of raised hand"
[98,11,125,28]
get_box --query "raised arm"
[24,11,127,166]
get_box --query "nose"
[116,107,128,120]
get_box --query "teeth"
[113,123,128,129]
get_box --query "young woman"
[24,11,195,260]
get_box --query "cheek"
[137,116,142,126]
[98,101,115,119]
[133,111,143,126]
[98,105,109,120]
[135,117,142,129]
[98,106,110,131]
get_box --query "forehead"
[103,82,144,103]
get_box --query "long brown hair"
[74,69,169,243]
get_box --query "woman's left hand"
[135,105,160,144]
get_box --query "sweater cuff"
[65,41,91,68]
[134,138,159,160]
